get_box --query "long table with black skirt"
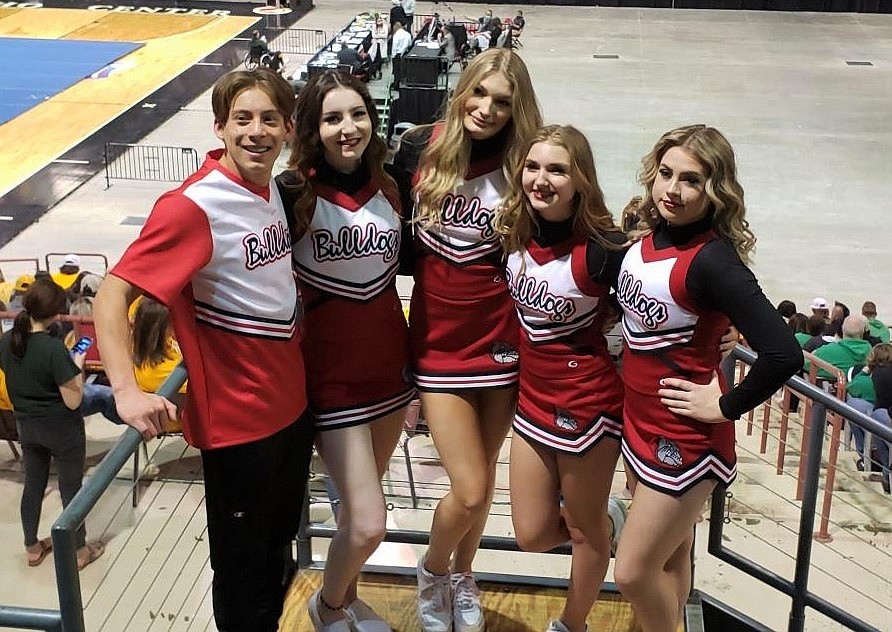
[393,85,448,127]
[306,16,372,76]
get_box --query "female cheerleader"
[613,125,802,632]
[392,47,542,632]
[277,71,414,632]
[495,125,628,632]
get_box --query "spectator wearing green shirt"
[846,343,892,492]
[788,313,808,346]
[813,314,871,379]
[862,301,890,344]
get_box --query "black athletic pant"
[202,410,314,632]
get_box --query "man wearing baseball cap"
[52,254,81,290]
[811,296,830,315]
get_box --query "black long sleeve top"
[651,215,803,420]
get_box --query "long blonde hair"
[496,125,624,255]
[414,48,542,226]
[636,124,756,263]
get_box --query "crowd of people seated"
[779,296,892,492]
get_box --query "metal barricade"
[269,26,329,55]
[103,143,200,188]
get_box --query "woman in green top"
[788,313,809,347]
[0,278,104,569]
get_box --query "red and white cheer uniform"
[507,231,623,454]
[284,164,414,430]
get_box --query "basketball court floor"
[0,2,891,631]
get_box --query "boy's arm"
[93,273,177,440]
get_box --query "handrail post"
[777,386,791,474]
[759,398,771,453]
[51,523,84,632]
[103,142,111,189]
[788,401,826,632]
[796,365,818,500]
[50,365,187,632]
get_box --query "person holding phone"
[0,278,105,570]
[71,336,92,355]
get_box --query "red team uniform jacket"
[282,165,414,430]
[114,150,308,449]
[506,234,623,454]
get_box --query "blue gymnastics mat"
[0,37,142,126]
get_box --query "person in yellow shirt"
[50,255,81,290]
[131,297,186,432]
[0,269,13,308]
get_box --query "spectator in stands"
[846,343,892,493]
[802,314,830,353]
[863,300,890,344]
[789,313,809,344]
[131,297,186,431]
[389,0,408,42]
[51,254,80,290]
[0,269,13,309]
[846,344,879,468]
[810,296,830,322]
[823,300,850,339]
[93,69,313,632]
[0,278,105,570]
[786,312,810,413]
[869,343,892,493]
[390,21,412,87]
[367,13,389,80]
[249,29,269,64]
[478,8,493,30]
[777,299,796,323]
[277,69,413,632]
[7,275,33,312]
[614,124,802,632]
[813,314,871,379]
[401,0,415,32]
[67,271,103,317]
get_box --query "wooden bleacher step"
[280,570,653,631]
